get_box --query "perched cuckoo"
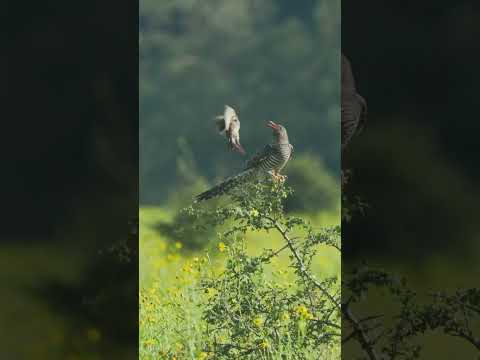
[195,121,293,202]
[341,53,367,152]
[215,105,245,155]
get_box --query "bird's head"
[267,121,289,144]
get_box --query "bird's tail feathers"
[230,140,246,155]
[195,168,255,202]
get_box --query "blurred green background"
[3,1,138,359]
[342,1,480,358]
[139,0,341,291]
[140,0,340,205]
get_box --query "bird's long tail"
[195,168,256,202]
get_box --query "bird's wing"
[215,105,237,134]
[245,144,274,170]
[342,96,367,149]
[223,105,237,131]
[215,115,226,133]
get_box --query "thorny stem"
[430,292,480,314]
[342,305,380,360]
[452,333,480,351]
[265,216,341,311]
[260,237,301,263]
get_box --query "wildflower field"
[139,186,341,359]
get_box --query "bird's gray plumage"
[196,121,292,202]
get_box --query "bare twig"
[343,305,380,360]
[265,216,341,311]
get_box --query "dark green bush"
[285,153,339,213]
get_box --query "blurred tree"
[140,0,340,204]
[156,138,218,250]
[285,153,339,213]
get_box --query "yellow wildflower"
[143,338,155,346]
[198,352,209,360]
[204,287,216,297]
[175,242,183,249]
[218,242,227,252]
[295,305,308,316]
[249,208,259,217]
[182,264,193,273]
[295,305,314,319]
[253,316,264,328]
[260,339,269,349]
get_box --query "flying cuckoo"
[215,105,245,155]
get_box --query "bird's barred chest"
[259,144,292,172]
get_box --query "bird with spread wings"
[215,105,245,155]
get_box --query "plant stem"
[342,305,380,360]
[266,216,341,311]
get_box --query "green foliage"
[342,165,480,359]
[343,266,480,359]
[184,179,341,359]
[139,177,340,359]
[285,153,339,213]
[140,0,340,203]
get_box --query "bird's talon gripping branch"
[270,171,287,183]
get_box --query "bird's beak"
[266,121,280,131]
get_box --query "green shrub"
[185,179,341,359]
[285,153,339,213]
[156,137,218,251]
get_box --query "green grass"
[0,244,84,359]
[139,206,341,359]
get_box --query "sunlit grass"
[139,206,341,359]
